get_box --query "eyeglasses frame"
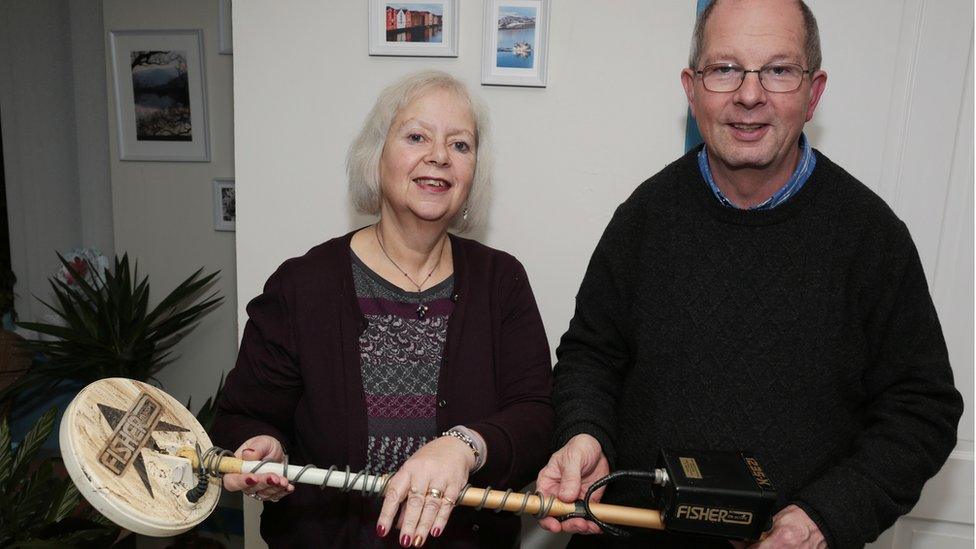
[694,62,814,93]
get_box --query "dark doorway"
[0,111,14,322]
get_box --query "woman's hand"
[221,435,295,503]
[377,436,476,547]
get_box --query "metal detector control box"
[654,449,778,540]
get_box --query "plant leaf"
[196,373,226,432]
[9,408,57,483]
[0,415,11,487]
[9,527,115,548]
[44,479,80,524]
[14,461,55,531]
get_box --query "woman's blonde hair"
[346,70,492,233]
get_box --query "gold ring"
[443,496,456,505]
[427,488,443,499]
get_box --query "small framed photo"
[368,0,458,57]
[213,178,235,232]
[109,30,210,161]
[481,0,550,87]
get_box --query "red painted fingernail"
[268,478,277,487]
[431,528,441,537]
[400,534,411,547]
[245,478,256,486]
[376,524,386,537]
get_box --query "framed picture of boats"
[109,30,210,161]
[481,0,550,87]
[369,0,459,57]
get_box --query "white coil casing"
[59,378,220,537]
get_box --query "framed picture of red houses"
[369,0,459,57]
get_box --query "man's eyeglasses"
[695,63,813,93]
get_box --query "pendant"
[416,303,429,320]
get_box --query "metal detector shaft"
[181,450,664,530]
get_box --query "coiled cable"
[248,453,391,499]
[185,444,233,503]
[189,446,558,521]
[455,484,557,519]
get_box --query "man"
[536,1,963,548]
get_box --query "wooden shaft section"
[177,448,245,474]
[176,448,664,530]
[457,487,664,530]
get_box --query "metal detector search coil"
[59,378,220,536]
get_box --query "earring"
[462,207,469,221]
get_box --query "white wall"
[70,0,115,255]
[1,0,92,324]
[103,0,237,410]
[233,1,973,547]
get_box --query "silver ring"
[443,496,456,505]
[427,488,443,499]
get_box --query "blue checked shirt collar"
[698,133,816,210]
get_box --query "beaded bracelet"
[442,428,484,471]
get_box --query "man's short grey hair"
[347,70,492,233]
[688,0,822,71]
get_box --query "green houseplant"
[3,253,222,402]
[0,252,224,546]
[0,408,118,547]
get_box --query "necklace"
[374,224,445,320]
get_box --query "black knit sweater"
[552,148,963,549]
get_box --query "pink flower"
[65,258,89,285]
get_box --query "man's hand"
[535,434,610,535]
[745,505,825,548]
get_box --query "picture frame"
[481,0,550,87]
[369,0,459,57]
[213,179,235,232]
[218,0,233,55]
[109,30,210,162]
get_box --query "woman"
[211,71,553,548]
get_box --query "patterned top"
[351,252,455,474]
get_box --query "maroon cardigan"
[212,231,554,547]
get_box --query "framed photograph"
[109,30,210,162]
[368,0,458,57]
[213,179,235,231]
[218,0,233,55]
[481,0,550,87]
